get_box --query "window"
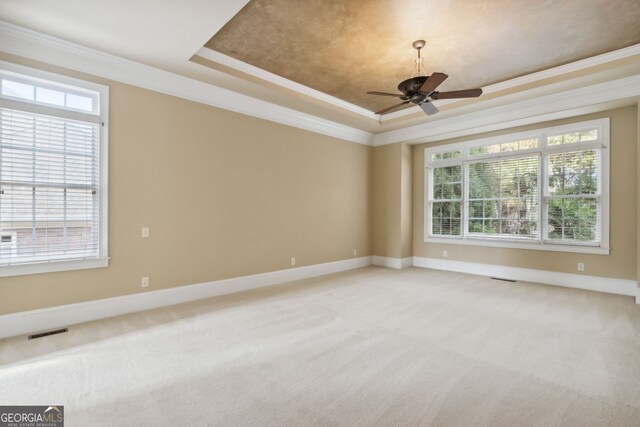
[468,155,539,239]
[0,62,108,276]
[425,118,609,254]
[431,164,462,236]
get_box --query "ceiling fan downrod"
[412,39,426,77]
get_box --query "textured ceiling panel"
[206,0,640,113]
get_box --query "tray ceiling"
[206,0,640,113]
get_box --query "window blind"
[467,155,539,239]
[0,107,99,265]
[431,165,462,236]
[545,149,601,243]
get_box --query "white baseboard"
[372,256,413,269]
[413,256,639,299]
[0,256,372,340]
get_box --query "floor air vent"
[28,328,69,340]
[491,277,516,282]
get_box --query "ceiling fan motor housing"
[410,93,427,104]
[398,76,428,95]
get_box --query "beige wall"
[373,143,413,259]
[400,144,413,258]
[413,106,638,281]
[373,144,401,258]
[0,55,373,315]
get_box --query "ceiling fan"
[367,40,482,116]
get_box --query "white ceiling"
[0,0,247,66]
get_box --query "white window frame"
[0,61,109,276]
[424,118,610,255]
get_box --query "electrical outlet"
[141,277,150,288]
[291,257,296,266]
[141,227,150,238]
[353,249,357,256]
[577,262,585,272]
[443,250,448,258]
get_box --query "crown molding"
[2,20,638,146]
[382,43,640,122]
[196,47,378,120]
[373,74,640,146]
[0,21,374,146]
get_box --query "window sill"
[424,236,610,255]
[0,257,109,277]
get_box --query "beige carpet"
[1,266,640,426]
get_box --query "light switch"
[141,227,150,238]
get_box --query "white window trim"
[0,61,109,277]
[424,118,610,255]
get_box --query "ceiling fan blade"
[375,101,410,115]
[434,89,483,99]
[420,101,439,116]
[367,91,405,97]
[419,72,448,94]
